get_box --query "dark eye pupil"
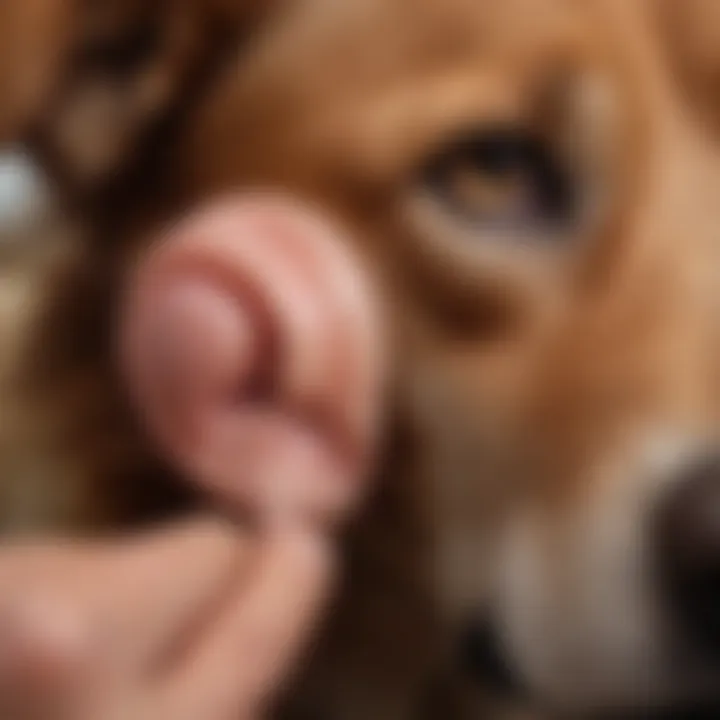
[424,127,575,229]
[469,130,527,176]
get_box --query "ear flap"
[121,196,380,527]
[654,0,720,133]
[26,0,278,194]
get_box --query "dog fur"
[1,0,720,717]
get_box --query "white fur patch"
[494,431,720,711]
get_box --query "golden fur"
[1,0,720,716]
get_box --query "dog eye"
[421,128,575,232]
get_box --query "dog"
[2,0,720,717]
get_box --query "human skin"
[0,198,380,720]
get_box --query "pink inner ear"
[118,194,382,531]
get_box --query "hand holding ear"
[0,196,382,719]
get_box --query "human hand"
[0,196,381,719]
[0,518,331,720]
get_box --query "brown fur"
[1,0,720,717]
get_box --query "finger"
[72,517,250,675]
[0,518,247,685]
[147,530,333,720]
[0,591,94,720]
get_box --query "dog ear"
[653,0,720,133]
[26,0,279,194]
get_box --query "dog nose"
[654,455,720,657]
